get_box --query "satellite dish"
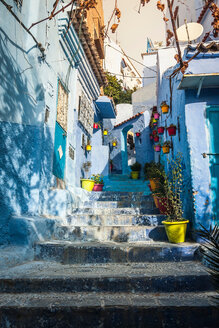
[176,22,204,42]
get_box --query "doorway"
[121,125,136,175]
[207,106,219,222]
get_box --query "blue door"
[207,106,219,222]
[53,122,66,180]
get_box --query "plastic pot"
[162,220,189,243]
[131,171,139,179]
[167,126,176,136]
[93,123,99,129]
[154,136,159,142]
[81,179,95,192]
[161,104,169,114]
[154,112,160,120]
[86,145,92,152]
[162,146,170,154]
[157,127,165,135]
[154,145,161,152]
[93,184,104,192]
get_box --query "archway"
[121,124,136,175]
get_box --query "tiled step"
[53,225,167,242]
[34,241,200,264]
[0,261,213,294]
[0,292,218,328]
[66,214,165,226]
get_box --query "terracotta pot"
[154,145,161,152]
[158,127,164,135]
[149,179,160,191]
[93,184,104,192]
[154,136,159,142]
[167,126,176,136]
[154,112,160,120]
[161,104,169,114]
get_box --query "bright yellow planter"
[162,220,189,243]
[103,130,108,136]
[161,105,169,114]
[131,171,139,179]
[81,179,95,191]
[162,146,170,154]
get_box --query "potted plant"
[167,124,177,136]
[154,135,159,143]
[103,129,108,136]
[130,162,141,179]
[81,162,94,191]
[153,112,160,120]
[144,162,165,191]
[93,122,99,129]
[135,131,141,137]
[91,174,104,191]
[162,141,171,154]
[152,130,157,136]
[112,139,117,147]
[161,153,189,243]
[157,126,165,135]
[160,101,169,114]
[154,144,161,152]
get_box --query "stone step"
[89,192,150,202]
[34,241,200,264]
[81,200,156,209]
[0,292,218,328]
[66,214,165,227]
[53,225,167,243]
[71,207,159,215]
[0,261,213,294]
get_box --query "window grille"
[57,81,69,132]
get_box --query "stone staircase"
[0,177,218,327]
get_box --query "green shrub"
[130,162,141,172]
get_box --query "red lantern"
[167,125,177,136]
[154,136,159,142]
[136,132,141,137]
[152,130,157,135]
[93,123,99,129]
[157,127,165,135]
[154,112,160,120]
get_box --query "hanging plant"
[86,139,92,152]
[135,131,141,137]
[154,144,161,152]
[153,112,160,120]
[158,127,165,135]
[154,135,159,143]
[160,101,169,114]
[112,139,117,147]
[93,123,99,129]
[167,124,177,136]
[162,141,171,154]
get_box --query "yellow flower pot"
[86,145,92,152]
[149,178,160,191]
[162,146,170,154]
[161,105,169,114]
[81,179,95,192]
[162,220,189,243]
[112,142,117,147]
[103,130,108,136]
[131,171,139,179]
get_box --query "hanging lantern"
[157,127,165,135]
[135,132,141,137]
[153,112,160,120]
[103,129,108,136]
[167,125,177,136]
[86,144,92,152]
[154,135,159,143]
[93,123,99,129]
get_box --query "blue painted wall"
[0,0,109,245]
[156,47,219,233]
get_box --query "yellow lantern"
[103,129,108,136]
[86,144,92,152]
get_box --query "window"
[56,81,69,132]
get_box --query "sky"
[102,0,166,73]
